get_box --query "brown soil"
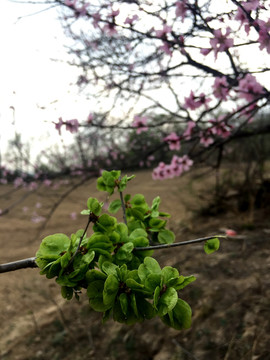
[0,168,269,360]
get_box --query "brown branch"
[0,257,37,273]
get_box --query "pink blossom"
[124,14,139,25]
[31,212,46,224]
[175,0,188,21]
[22,206,28,213]
[14,177,24,188]
[0,179,7,184]
[87,113,94,123]
[152,155,193,180]
[43,179,52,187]
[213,76,230,100]
[184,91,201,110]
[155,24,172,38]
[183,121,196,140]
[198,93,211,109]
[103,23,118,35]
[152,164,173,180]
[66,119,79,133]
[258,26,270,54]
[238,103,258,122]
[235,7,250,33]
[164,132,181,150]
[238,74,264,101]
[225,229,237,237]
[242,0,260,11]
[176,155,193,172]
[65,0,77,6]
[92,13,101,28]
[74,3,89,17]
[70,212,77,220]
[132,115,148,134]
[184,91,211,110]
[55,117,63,135]
[209,116,232,138]
[109,9,120,18]
[199,131,214,147]
[28,182,38,191]
[160,42,173,56]
[200,48,212,56]
[210,28,234,59]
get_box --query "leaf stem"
[133,235,226,251]
[119,190,127,225]
[68,214,92,266]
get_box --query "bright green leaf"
[103,274,119,306]
[158,229,175,244]
[119,293,129,316]
[108,199,122,214]
[161,298,192,330]
[204,238,220,254]
[158,287,178,316]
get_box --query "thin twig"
[119,191,127,225]
[133,235,226,251]
[0,235,226,273]
[67,214,93,266]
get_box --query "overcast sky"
[0,0,93,164]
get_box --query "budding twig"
[133,235,226,251]
[0,236,226,274]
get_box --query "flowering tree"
[1,0,269,223]
[21,0,269,181]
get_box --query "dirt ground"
[0,168,269,360]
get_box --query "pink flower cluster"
[55,117,80,135]
[209,116,233,138]
[132,115,148,134]
[199,116,233,147]
[183,121,196,140]
[103,9,120,35]
[175,0,189,21]
[164,132,181,150]
[152,155,193,180]
[124,14,139,26]
[238,74,264,102]
[210,28,234,59]
[184,91,211,110]
[257,19,270,54]
[64,0,89,18]
[155,24,172,39]
[213,76,230,100]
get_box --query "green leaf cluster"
[96,170,134,195]
[85,258,193,327]
[35,170,220,330]
[110,193,174,245]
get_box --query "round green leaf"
[158,229,175,244]
[204,238,220,254]
[108,199,122,214]
[161,298,192,330]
